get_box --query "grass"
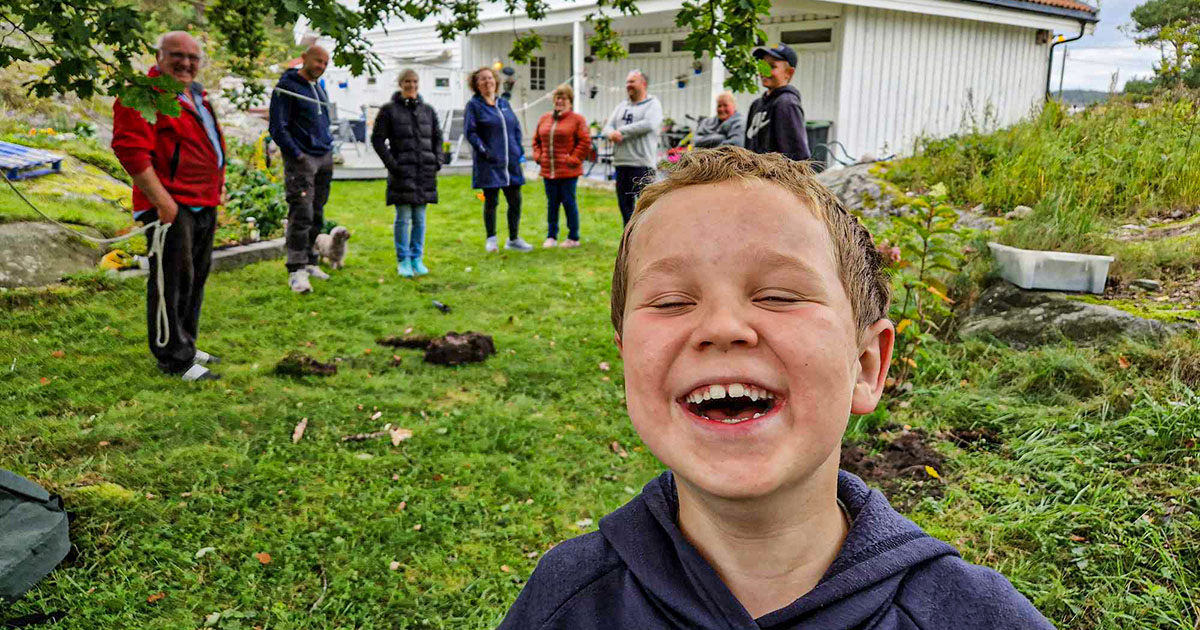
[2,175,1198,629]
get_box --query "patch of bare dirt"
[841,427,946,512]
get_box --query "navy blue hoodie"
[498,471,1055,629]
[268,68,334,159]
[745,85,811,162]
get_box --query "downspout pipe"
[1046,21,1087,101]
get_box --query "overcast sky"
[1058,0,1163,91]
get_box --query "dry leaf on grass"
[147,592,166,603]
[370,411,383,421]
[500,565,511,573]
[292,418,308,444]
[389,561,401,571]
[1118,356,1132,369]
[389,427,413,446]
[610,441,628,458]
[50,350,65,358]
[254,552,272,565]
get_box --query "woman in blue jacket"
[464,67,533,252]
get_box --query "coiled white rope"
[149,222,172,348]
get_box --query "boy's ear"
[850,319,895,415]
[614,332,623,357]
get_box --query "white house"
[298,0,1097,164]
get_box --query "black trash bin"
[805,120,832,172]
[350,120,367,143]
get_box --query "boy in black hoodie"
[745,44,811,161]
[498,147,1055,630]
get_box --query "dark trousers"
[544,177,580,241]
[615,166,654,225]
[482,185,522,240]
[284,152,334,271]
[145,207,216,374]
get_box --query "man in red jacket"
[111,31,226,381]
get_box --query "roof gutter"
[960,0,1099,22]
[1045,20,1088,101]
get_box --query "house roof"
[965,0,1098,22]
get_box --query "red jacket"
[531,110,590,180]
[112,67,226,214]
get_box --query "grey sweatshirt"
[602,95,663,168]
[693,111,746,148]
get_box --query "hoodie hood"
[598,470,959,629]
[765,84,802,104]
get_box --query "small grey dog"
[314,226,351,269]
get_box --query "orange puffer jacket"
[531,111,591,180]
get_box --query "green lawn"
[2,175,1197,629]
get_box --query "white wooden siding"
[835,5,1048,159]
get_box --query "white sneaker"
[193,349,221,365]
[505,238,534,252]
[306,265,330,280]
[485,236,499,252]
[289,270,312,293]
[543,238,558,248]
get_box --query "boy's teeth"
[708,384,726,400]
[728,383,745,397]
[685,382,778,403]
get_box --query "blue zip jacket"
[464,94,525,189]
[268,68,334,159]
[498,470,1056,629]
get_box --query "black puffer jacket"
[371,92,443,206]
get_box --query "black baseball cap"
[753,43,798,68]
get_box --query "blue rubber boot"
[397,259,414,277]
[412,258,429,276]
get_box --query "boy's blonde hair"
[610,146,891,335]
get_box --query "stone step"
[114,238,285,280]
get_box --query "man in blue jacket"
[269,45,335,294]
[745,43,812,162]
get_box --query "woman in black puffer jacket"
[371,69,443,277]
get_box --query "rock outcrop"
[959,281,1197,346]
[0,222,102,288]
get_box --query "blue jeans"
[394,204,426,261]
[544,177,580,241]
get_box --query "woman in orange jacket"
[531,86,591,248]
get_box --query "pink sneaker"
[559,239,580,248]
[543,238,558,248]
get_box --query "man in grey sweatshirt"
[602,70,662,224]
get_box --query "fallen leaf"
[598,361,610,371]
[1069,535,1087,542]
[371,411,383,421]
[924,465,941,479]
[355,453,374,460]
[902,357,918,369]
[404,327,414,334]
[147,592,166,603]
[98,441,110,447]
[389,560,401,571]
[413,523,422,531]
[292,418,308,444]
[392,474,400,481]
[432,473,444,481]
[575,518,594,529]
[195,546,217,559]
[364,348,372,354]
[50,350,65,358]
[254,552,272,565]
[927,285,955,304]
[609,441,628,458]
[526,551,539,558]
[39,377,50,385]
[389,427,414,446]
[1118,356,1131,369]
[397,501,407,511]
[500,565,511,573]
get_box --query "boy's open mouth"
[681,383,780,425]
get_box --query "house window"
[628,40,662,55]
[529,56,546,91]
[367,76,377,85]
[780,28,832,45]
[434,76,450,90]
[671,39,688,52]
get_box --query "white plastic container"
[987,242,1114,294]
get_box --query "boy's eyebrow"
[630,249,826,288]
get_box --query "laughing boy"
[497,146,1054,629]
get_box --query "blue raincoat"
[464,94,525,189]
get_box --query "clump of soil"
[841,428,946,512]
[944,427,1001,450]
[275,352,338,376]
[377,334,435,349]
[424,331,496,366]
